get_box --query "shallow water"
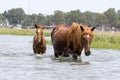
[0,35,120,80]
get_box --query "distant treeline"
[0,8,120,29]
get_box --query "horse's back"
[51,24,69,42]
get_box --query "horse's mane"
[69,23,82,50]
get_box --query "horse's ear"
[80,25,84,31]
[91,27,95,31]
[35,24,37,28]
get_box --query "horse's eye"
[84,33,86,35]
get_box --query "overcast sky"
[0,0,119,15]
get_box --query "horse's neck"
[35,35,44,44]
[81,36,85,48]
[40,35,44,44]
[75,29,83,46]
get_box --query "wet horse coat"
[33,24,46,54]
[51,23,95,59]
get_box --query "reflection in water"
[0,35,120,80]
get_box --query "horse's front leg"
[78,50,82,62]
[72,50,79,60]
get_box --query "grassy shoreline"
[0,28,120,50]
[92,30,120,50]
[0,28,51,36]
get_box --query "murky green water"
[0,35,120,80]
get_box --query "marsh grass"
[0,28,120,49]
[0,28,51,36]
[92,30,120,49]
[46,40,52,45]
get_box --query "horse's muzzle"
[85,51,91,56]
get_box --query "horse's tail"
[51,27,56,41]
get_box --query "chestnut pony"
[33,24,46,54]
[51,23,95,59]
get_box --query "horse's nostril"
[85,51,91,56]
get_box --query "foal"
[33,24,46,54]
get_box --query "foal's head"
[35,24,45,43]
[80,24,95,56]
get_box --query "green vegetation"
[1,8,120,29]
[0,28,51,36]
[0,28,120,50]
[92,31,120,49]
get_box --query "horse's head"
[80,24,95,56]
[35,24,45,43]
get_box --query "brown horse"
[51,23,95,59]
[33,24,46,54]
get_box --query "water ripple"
[0,35,120,80]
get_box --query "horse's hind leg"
[33,48,37,54]
[54,51,59,58]
[33,49,40,54]
[62,53,69,57]
[62,48,71,57]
